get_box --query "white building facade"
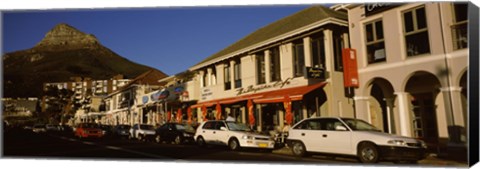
[341,2,468,155]
[187,6,354,133]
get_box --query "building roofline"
[189,18,348,71]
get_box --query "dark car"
[112,124,131,138]
[100,125,114,137]
[154,123,196,144]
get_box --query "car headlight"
[242,135,254,140]
[183,133,192,137]
[387,140,407,146]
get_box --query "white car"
[194,120,275,151]
[32,124,47,133]
[287,117,427,163]
[129,124,156,141]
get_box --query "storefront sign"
[174,86,184,95]
[158,90,170,99]
[201,88,213,100]
[364,3,400,16]
[142,96,149,104]
[151,91,161,102]
[342,48,359,88]
[305,67,325,79]
[236,77,292,96]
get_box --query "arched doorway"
[368,78,395,133]
[405,71,440,150]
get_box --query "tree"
[43,86,74,123]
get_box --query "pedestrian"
[226,113,235,122]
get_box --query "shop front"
[191,81,328,134]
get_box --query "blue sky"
[2,5,319,76]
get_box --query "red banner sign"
[342,48,360,88]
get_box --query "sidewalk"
[272,147,469,167]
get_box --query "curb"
[272,147,468,167]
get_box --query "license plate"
[258,143,268,147]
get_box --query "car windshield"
[226,122,251,132]
[117,125,130,129]
[140,125,155,130]
[82,123,99,128]
[341,118,381,132]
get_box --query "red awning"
[191,92,263,108]
[190,82,327,107]
[253,82,327,104]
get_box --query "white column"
[440,87,465,127]
[241,106,246,124]
[353,96,370,121]
[257,104,262,132]
[207,67,213,86]
[385,98,396,134]
[395,92,413,137]
[343,33,350,48]
[230,60,235,90]
[279,110,285,129]
[303,37,312,67]
[198,70,205,88]
[302,105,308,119]
[264,50,271,84]
[323,29,334,72]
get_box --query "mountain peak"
[34,23,100,50]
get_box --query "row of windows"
[201,31,346,89]
[364,4,468,64]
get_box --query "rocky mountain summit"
[3,23,166,98]
[34,23,100,50]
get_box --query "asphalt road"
[2,128,469,168]
[3,128,351,165]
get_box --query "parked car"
[286,117,427,163]
[100,125,114,137]
[46,124,62,132]
[194,120,275,151]
[129,124,156,141]
[112,124,131,138]
[154,123,196,144]
[32,124,46,133]
[74,123,103,138]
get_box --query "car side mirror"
[220,127,227,131]
[335,125,348,131]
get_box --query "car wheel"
[228,138,241,151]
[291,141,307,157]
[174,135,182,144]
[358,143,379,163]
[155,135,162,144]
[137,134,143,141]
[197,136,206,147]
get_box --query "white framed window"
[365,19,386,64]
[270,47,281,82]
[451,3,468,50]
[292,40,305,77]
[224,64,231,90]
[402,6,430,56]
[256,52,266,85]
[234,60,242,88]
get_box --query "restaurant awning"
[190,82,327,108]
[253,82,327,104]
